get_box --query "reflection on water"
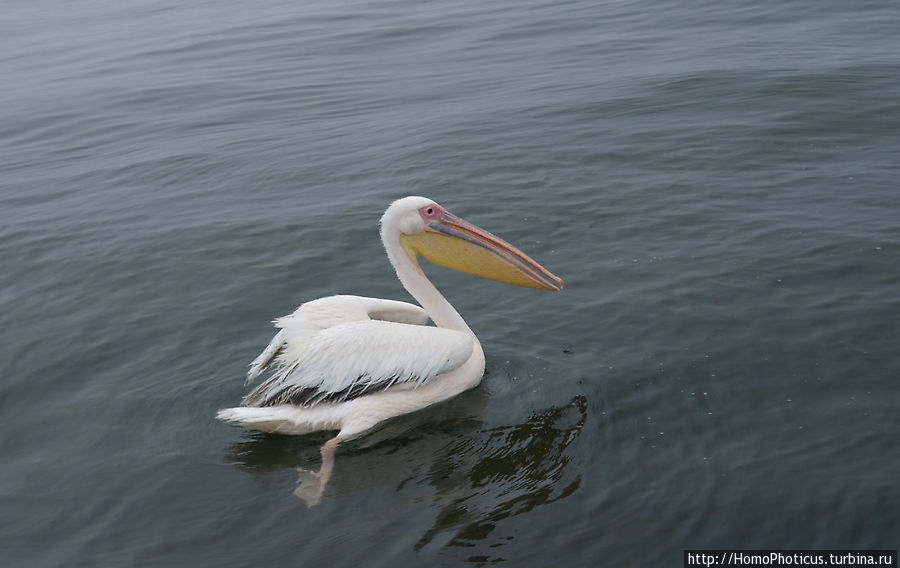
[417,396,586,560]
[224,393,587,559]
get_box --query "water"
[2,1,898,566]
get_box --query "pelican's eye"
[419,204,444,221]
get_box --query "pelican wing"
[358,297,429,325]
[242,320,473,407]
[245,295,429,383]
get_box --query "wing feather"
[244,295,429,383]
[242,319,473,407]
[246,329,286,384]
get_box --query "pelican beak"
[400,212,564,291]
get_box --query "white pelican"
[217,196,563,504]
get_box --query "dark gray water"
[2,1,898,566]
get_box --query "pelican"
[217,196,563,504]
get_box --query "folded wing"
[242,295,473,407]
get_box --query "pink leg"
[294,436,343,507]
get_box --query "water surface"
[1,1,898,566]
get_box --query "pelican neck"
[383,233,473,334]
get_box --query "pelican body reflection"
[224,394,587,555]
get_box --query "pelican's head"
[380,196,564,291]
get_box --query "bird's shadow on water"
[224,390,588,555]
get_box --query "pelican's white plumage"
[217,196,562,505]
[241,295,474,407]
